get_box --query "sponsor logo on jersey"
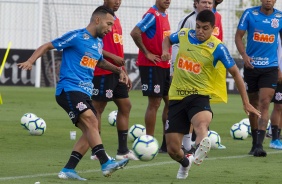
[252,10,259,15]
[113,33,123,45]
[262,19,270,24]
[176,87,198,96]
[180,31,186,36]
[251,56,269,65]
[80,56,98,69]
[213,26,219,36]
[275,13,282,18]
[271,18,279,28]
[207,42,214,48]
[163,30,171,39]
[83,33,90,40]
[177,57,201,74]
[253,32,275,43]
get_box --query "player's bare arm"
[102,50,125,66]
[228,65,261,117]
[235,29,254,69]
[97,59,129,84]
[17,42,54,70]
[161,36,172,61]
[130,26,160,65]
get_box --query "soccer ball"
[20,113,37,130]
[27,117,47,136]
[239,118,251,135]
[128,124,146,142]
[208,130,221,149]
[132,135,159,161]
[108,110,118,126]
[230,123,248,140]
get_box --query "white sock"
[182,133,192,151]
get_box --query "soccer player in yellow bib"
[161,10,261,180]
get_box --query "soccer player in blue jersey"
[235,0,282,156]
[17,6,129,180]
[162,10,260,180]
[131,0,171,153]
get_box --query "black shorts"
[56,90,96,126]
[165,95,213,134]
[92,73,129,102]
[272,83,282,104]
[139,66,170,97]
[244,67,278,93]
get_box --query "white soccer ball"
[132,135,159,161]
[128,124,146,142]
[230,123,248,140]
[208,130,221,149]
[239,118,251,135]
[27,117,47,136]
[20,113,37,130]
[108,110,117,126]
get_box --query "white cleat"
[194,137,211,166]
[176,154,194,179]
[116,150,139,160]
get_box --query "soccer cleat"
[116,150,139,160]
[176,154,194,179]
[269,139,282,149]
[253,147,267,157]
[58,168,87,181]
[194,137,211,165]
[90,152,115,161]
[101,158,129,177]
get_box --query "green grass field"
[0,86,281,184]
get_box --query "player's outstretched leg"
[194,137,211,165]
[176,154,194,179]
[101,158,129,177]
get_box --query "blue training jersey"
[169,30,235,69]
[237,6,282,68]
[52,28,103,97]
[136,5,168,39]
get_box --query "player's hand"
[113,56,125,66]
[17,61,33,70]
[242,54,254,69]
[243,103,261,118]
[119,70,129,85]
[161,51,171,61]
[127,78,132,91]
[145,52,161,65]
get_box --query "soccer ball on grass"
[132,135,159,161]
[239,118,251,135]
[230,123,248,140]
[27,117,47,136]
[108,110,117,126]
[128,124,146,141]
[208,130,222,149]
[20,113,37,130]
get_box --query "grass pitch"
[0,86,281,184]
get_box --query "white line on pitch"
[0,151,281,181]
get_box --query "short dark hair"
[92,5,115,17]
[196,10,215,27]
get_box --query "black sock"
[256,130,266,147]
[271,125,278,140]
[64,151,83,169]
[92,144,109,165]
[160,135,167,151]
[191,129,196,142]
[278,129,281,139]
[177,155,189,167]
[251,129,258,147]
[117,130,129,154]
